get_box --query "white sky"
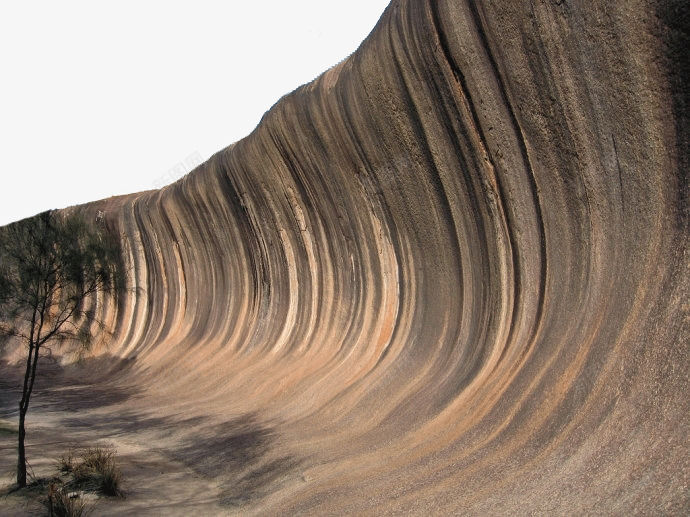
[0,1,390,226]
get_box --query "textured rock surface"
[6,0,689,514]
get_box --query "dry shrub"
[56,450,75,474]
[49,485,90,517]
[69,446,122,497]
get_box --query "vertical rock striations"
[70,0,688,513]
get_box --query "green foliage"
[0,210,122,351]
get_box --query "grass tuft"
[69,445,122,497]
[56,450,75,474]
[49,486,90,517]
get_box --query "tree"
[0,210,123,487]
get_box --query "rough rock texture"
[10,0,690,514]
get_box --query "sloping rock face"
[74,0,687,514]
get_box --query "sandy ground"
[0,360,254,516]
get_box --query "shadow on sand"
[0,355,138,419]
[172,414,303,507]
[0,356,302,509]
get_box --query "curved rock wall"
[81,0,687,513]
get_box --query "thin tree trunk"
[17,340,41,487]
[17,341,34,488]
[17,404,26,487]
[17,304,42,488]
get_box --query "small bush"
[57,450,75,474]
[48,484,90,517]
[70,446,122,497]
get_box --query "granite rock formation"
[12,0,690,514]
